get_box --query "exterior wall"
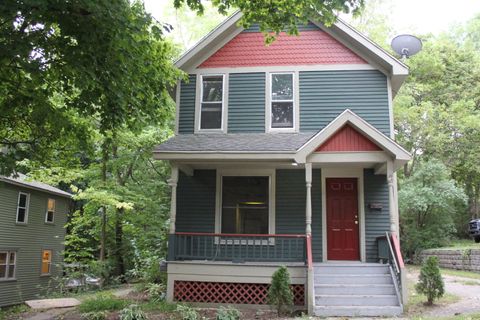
[228,73,265,133]
[300,70,390,136]
[177,70,390,135]
[242,22,320,33]
[420,249,480,272]
[0,182,69,307]
[363,169,390,262]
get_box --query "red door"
[326,178,360,260]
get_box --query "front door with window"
[326,178,360,260]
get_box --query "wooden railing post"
[306,235,314,315]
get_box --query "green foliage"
[79,294,128,313]
[81,311,108,320]
[399,160,467,257]
[145,282,166,302]
[119,304,148,320]
[268,266,293,315]
[415,256,445,305]
[215,306,241,320]
[175,304,199,320]
[174,0,364,43]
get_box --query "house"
[0,174,71,307]
[153,12,409,317]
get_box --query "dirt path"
[408,268,480,318]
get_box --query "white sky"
[144,0,480,39]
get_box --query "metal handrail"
[385,231,400,274]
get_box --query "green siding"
[243,22,320,32]
[0,182,69,307]
[364,169,390,262]
[176,170,216,233]
[178,75,196,134]
[275,169,322,261]
[300,70,391,135]
[228,73,265,133]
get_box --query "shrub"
[145,282,166,302]
[119,304,148,320]
[79,293,128,313]
[175,304,199,320]
[81,311,108,320]
[415,256,445,305]
[215,306,241,320]
[268,266,293,315]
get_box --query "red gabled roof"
[316,124,382,152]
[199,30,367,68]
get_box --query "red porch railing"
[169,232,308,263]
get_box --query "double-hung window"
[199,75,224,131]
[45,198,55,223]
[269,72,295,130]
[16,192,29,224]
[0,251,16,280]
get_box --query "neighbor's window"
[16,192,29,224]
[41,250,52,275]
[221,176,269,234]
[0,251,16,280]
[270,73,294,129]
[200,75,224,130]
[45,199,55,223]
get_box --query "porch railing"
[169,232,307,263]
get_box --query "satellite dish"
[391,34,422,59]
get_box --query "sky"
[144,0,480,48]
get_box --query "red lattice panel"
[174,281,305,306]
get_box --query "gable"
[199,28,367,68]
[316,124,382,152]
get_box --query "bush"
[268,266,293,315]
[215,306,241,320]
[81,311,108,320]
[175,304,199,320]
[415,256,445,305]
[79,293,128,313]
[120,304,148,320]
[145,282,166,302]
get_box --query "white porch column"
[168,165,179,234]
[387,160,398,233]
[305,163,313,235]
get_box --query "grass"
[139,300,177,313]
[453,279,480,286]
[408,265,480,280]
[0,304,30,320]
[412,313,480,320]
[434,239,480,250]
[78,293,129,313]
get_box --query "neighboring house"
[0,174,71,307]
[154,12,410,317]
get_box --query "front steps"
[313,263,402,317]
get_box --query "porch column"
[387,160,397,233]
[168,165,179,234]
[305,163,312,235]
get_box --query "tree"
[415,256,445,305]
[174,0,364,43]
[399,160,467,258]
[268,266,294,315]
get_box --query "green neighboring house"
[0,174,71,307]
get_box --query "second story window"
[16,192,29,224]
[45,199,55,223]
[200,75,224,130]
[269,72,295,130]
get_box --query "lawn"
[433,239,480,250]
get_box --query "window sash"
[45,199,55,223]
[16,193,29,223]
[0,251,16,280]
[199,74,224,131]
[270,73,295,130]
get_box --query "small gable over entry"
[316,124,382,152]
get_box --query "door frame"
[321,167,366,262]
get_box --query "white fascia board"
[175,11,243,71]
[295,109,411,163]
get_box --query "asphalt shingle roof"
[154,133,316,153]
[1,173,72,198]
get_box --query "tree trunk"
[99,138,110,261]
[115,208,125,280]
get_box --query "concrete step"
[314,263,390,275]
[315,274,393,285]
[314,305,403,317]
[315,283,396,295]
[315,294,399,306]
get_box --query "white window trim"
[45,198,55,224]
[215,168,276,236]
[321,167,366,263]
[16,192,30,224]
[0,251,16,280]
[195,73,228,133]
[266,71,299,133]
